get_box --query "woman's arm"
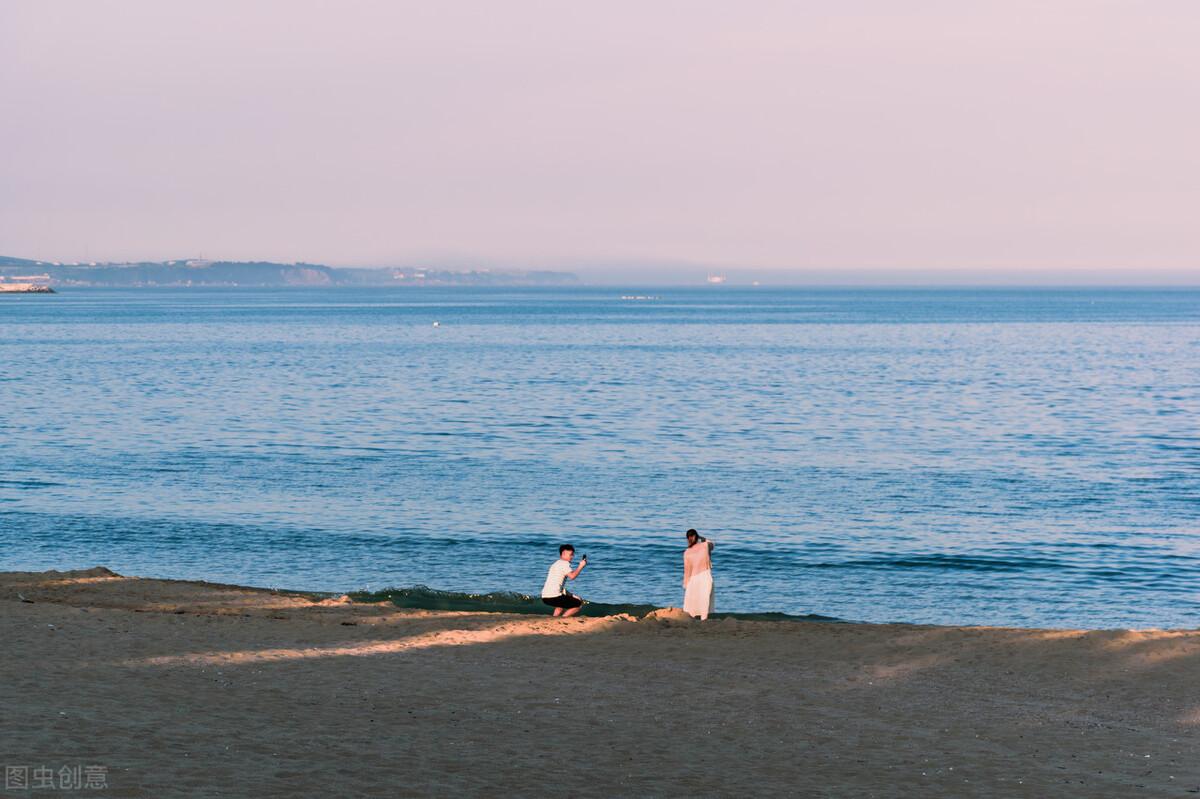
[707,540,714,553]
[683,553,692,587]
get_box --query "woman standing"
[682,528,714,620]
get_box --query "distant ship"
[706,273,727,284]
[0,274,55,293]
[0,284,55,293]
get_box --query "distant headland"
[0,255,578,288]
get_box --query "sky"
[2,1,1199,283]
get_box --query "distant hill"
[0,255,47,268]
[0,257,578,287]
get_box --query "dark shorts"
[542,594,583,610]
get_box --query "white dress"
[683,542,715,619]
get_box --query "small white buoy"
[432,321,440,327]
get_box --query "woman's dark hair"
[685,529,699,541]
[559,544,575,555]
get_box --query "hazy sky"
[2,1,1199,280]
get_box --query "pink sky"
[2,1,1198,280]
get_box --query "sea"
[2,286,1198,628]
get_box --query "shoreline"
[4,567,1199,796]
[347,584,850,624]
[17,566,1186,631]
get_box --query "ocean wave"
[834,553,1068,573]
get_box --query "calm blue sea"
[2,287,1198,628]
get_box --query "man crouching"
[541,544,587,617]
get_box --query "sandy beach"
[3,568,1198,797]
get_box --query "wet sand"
[3,568,1199,797]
